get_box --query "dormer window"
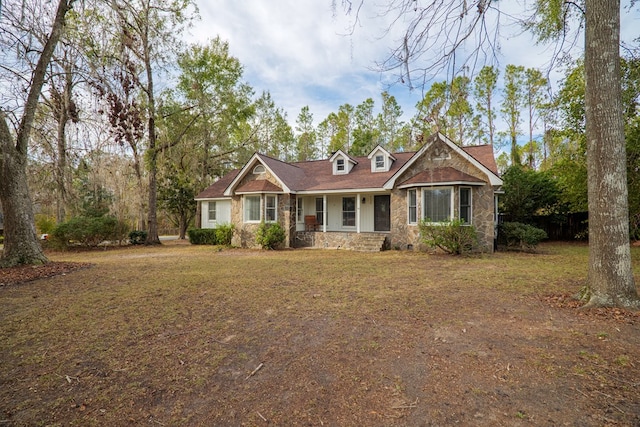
[368,145,396,173]
[330,150,356,175]
[253,165,266,174]
[375,155,385,170]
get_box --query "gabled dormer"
[367,145,396,173]
[329,150,357,175]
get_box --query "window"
[253,165,265,174]
[315,198,324,225]
[336,158,345,172]
[342,197,356,227]
[459,187,472,224]
[296,196,303,222]
[266,195,277,222]
[375,154,384,170]
[423,188,452,222]
[244,195,261,222]
[408,189,417,224]
[208,201,217,222]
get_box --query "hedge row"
[188,224,235,246]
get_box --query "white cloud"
[187,1,639,130]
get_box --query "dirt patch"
[1,244,639,426]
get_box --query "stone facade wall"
[231,180,296,248]
[388,143,497,252]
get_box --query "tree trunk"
[54,64,73,224]
[0,0,74,267]
[0,115,48,267]
[584,0,639,308]
[179,214,188,240]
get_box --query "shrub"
[419,218,479,255]
[255,222,285,250]
[188,228,218,245]
[129,230,148,245]
[214,223,235,246]
[0,235,4,245]
[498,222,548,251]
[35,215,57,235]
[50,216,130,248]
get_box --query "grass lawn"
[1,241,639,426]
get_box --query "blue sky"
[187,1,639,133]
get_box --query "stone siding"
[388,142,497,252]
[229,184,296,249]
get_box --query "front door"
[374,195,391,231]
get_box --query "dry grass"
[1,242,639,426]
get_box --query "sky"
[187,1,639,131]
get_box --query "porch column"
[322,195,327,232]
[356,193,361,233]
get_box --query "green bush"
[188,228,218,245]
[255,222,286,250]
[50,216,129,248]
[214,223,235,246]
[419,218,479,255]
[129,230,148,245]
[0,235,4,245]
[35,215,56,234]
[498,222,548,251]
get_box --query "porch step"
[344,233,388,252]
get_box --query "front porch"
[294,231,389,252]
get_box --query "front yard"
[1,242,639,426]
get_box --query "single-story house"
[195,132,503,251]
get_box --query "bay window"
[423,188,452,222]
[244,195,261,222]
[459,187,472,224]
[266,195,277,222]
[408,189,417,224]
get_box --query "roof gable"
[367,145,396,173]
[329,149,357,175]
[224,153,296,196]
[384,133,502,189]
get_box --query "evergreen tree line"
[1,1,638,243]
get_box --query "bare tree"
[0,0,76,267]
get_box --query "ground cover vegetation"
[0,0,638,309]
[1,241,639,426]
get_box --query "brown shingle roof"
[399,167,485,186]
[195,169,240,199]
[283,152,415,192]
[462,145,498,175]
[195,135,500,198]
[236,179,283,193]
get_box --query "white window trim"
[459,187,472,225]
[342,196,356,228]
[375,154,385,170]
[265,194,278,223]
[243,195,262,223]
[253,165,266,174]
[208,201,217,222]
[407,189,417,225]
[422,186,454,224]
[296,196,303,223]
